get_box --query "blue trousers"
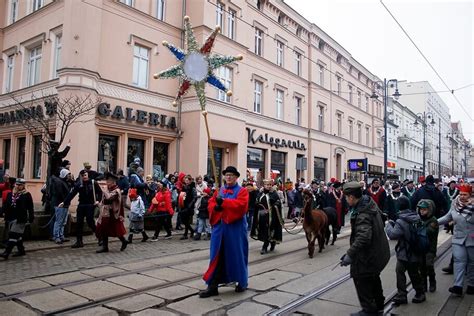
[53,207,69,241]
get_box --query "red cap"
[128,188,138,199]
[418,176,426,183]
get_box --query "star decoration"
[154,16,243,110]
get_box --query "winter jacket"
[198,195,210,219]
[347,195,390,277]
[418,199,439,254]
[384,192,403,221]
[247,188,258,211]
[385,208,422,262]
[117,175,130,195]
[4,190,34,224]
[129,196,145,221]
[286,189,296,207]
[410,184,447,218]
[438,196,474,247]
[293,189,304,208]
[49,175,72,208]
[181,183,197,214]
[148,190,174,215]
[63,179,103,207]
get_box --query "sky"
[285,0,473,141]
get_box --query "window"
[336,113,342,136]
[278,14,284,25]
[314,157,326,181]
[153,142,168,179]
[348,85,353,104]
[357,91,361,108]
[357,123,362,144]
[276,41,284,67]
[295,96,302,125]
[276,89,284,120]
[256,0,263,10]
[318,105,324,132]
[132,45,150,88]
[5,55,14,93]
[53,34,62,78]
[17,137,26,178]
[366,126,370,146]
[27,46,42,87]
[32,136,42,179]
[336,76,341,96]
[216,1,224,30]
[253,80,262,113]
[227,9,236,39]
[3,139,11,174]
[255,28,263,56]
[295,51,301,76]
[33,0,43,11]
[216,66,232,103]
[364,96,369,112]
[296,26,302,37]
[121,0,133,6]
[349,120,354,141]
[156,0,165,20]
[318,64,324,86]
[377,130,382,147]
[127,138,145,168]
[10,0,18,24]
[98,134,118,174]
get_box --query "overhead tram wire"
[380,0,474,122]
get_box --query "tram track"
[266,237,453,316]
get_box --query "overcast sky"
[285,0,473,141]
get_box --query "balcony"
[398,133,411,143]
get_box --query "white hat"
[60,169,71,179]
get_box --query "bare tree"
[10,92,101,155]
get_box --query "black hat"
[392,183,400,190]
[61,160,71,167]
[371,178,380,184]
[447,180,456,185]
[406,180,414,185]
[333,181,342,189]
[426,175,435,184]
[222,166,240,177]
[104,172,118,181]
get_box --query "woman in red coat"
[149,182,174,240]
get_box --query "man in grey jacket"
[341,182,390,316]
[385,196,426,305]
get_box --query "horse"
[322,207,339,245]
[302,189,329,258]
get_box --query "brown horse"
[302,189,329,258]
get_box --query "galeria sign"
[246,127,306,151]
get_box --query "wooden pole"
[202,111,219,189]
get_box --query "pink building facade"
[0,0,384,200]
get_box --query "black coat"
[181,183,197,213]
[49,175,72,208]
[49,145,70,177]
[198,196,210,219]
[117,175,130,195]
[4,191,34,224]
[410,184,447,218]
[247,189,258,211]
[63,179,103,207]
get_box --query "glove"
[216,196,224,206]
[340,254,352,266]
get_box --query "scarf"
[454,196,473,220]
[11,188,26,207]
[447,188,458,200]
[405,187,415,197]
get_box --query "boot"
[412,292,426,303]
[269,242,276,252]
[193,233,201,241]
[96,237,109,253]
[141,232,149,242]
[392,295,408,305]
[119,237,128,251]
[71,237,83,248]
[260,242,268,255]
[429,279,436,293]
[198,286,218,298]
[13,241,26,257]
[128,234,133,244]
[448,286,463,296]
[442,257,454,274]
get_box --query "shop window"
[314,157,326,181]
[17,137,26,178]
[98,134,118,174]
[207,147,223,185]
[153,142,168,180]
[32,135,42,179]
[271,151,286,183]
[3,139,11,174]
[247,147,265,186]
[127,138,145,169]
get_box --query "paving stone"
[19,289,89,313]
[39,271,93,285]
[277,266,347,295]
[147,284,199,301]
[141,267,197,282]
[0,301,39,316]
[116,261,158,271]
[253,290,300,308]
[80,266,126,278]
[296,298,359,315]
[107,273,166,290]
[131,309,178,316]
[181,278,206,290]
[172,259,209,274]
[66,306,118,315]
[65,280,133,300]
[248,270,301,291]
[166,288,255,315]
[0,279,50,295]
[105,294,163,313]
[227,301,272,316]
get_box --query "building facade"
[0,0,386,201]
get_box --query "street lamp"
[370,78,400,181]
[414,112,435,176]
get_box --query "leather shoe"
[235,284,247,293]
[449,286,463,296]
[199,287,218,298]
[392,295,408,305]
[412,292,425,303]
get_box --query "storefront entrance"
[207,147,223,184]
[247,147,265,186]
[271,151,286,184]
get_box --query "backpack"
[406,220,430,255]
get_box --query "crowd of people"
[0,158,472,313]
